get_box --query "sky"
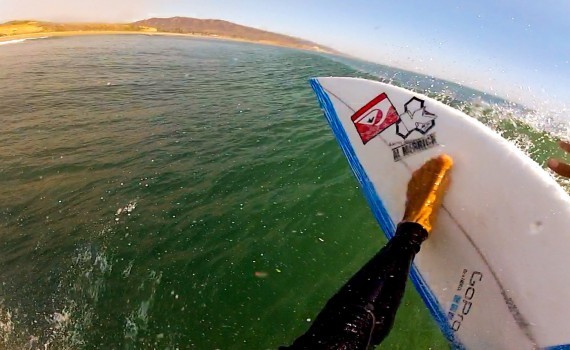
[1,0,569,109]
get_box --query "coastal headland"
[0,17,337,54]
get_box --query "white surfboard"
[310,77,570,350]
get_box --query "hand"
[403,154,453,233]
[547,141,570,178]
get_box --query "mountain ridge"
[0,17,337,53]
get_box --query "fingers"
[560,140,570,154]
[548,158,570,178]
[546,140,570,178]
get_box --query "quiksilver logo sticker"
[350,93,399,144]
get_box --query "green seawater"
[0,35,567,349]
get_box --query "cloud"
[0,0,151,23]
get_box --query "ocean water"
[0,35,568,350]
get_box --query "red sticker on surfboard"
[351,93,399,144]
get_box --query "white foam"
[0,36,49,46]
[0,304,14,343]
[0,39,26,46]
[123,270,162,342]
[115,200,137,221]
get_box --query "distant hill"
[133,17,334,53]
[0,17,336,54]
[0,20,156,37]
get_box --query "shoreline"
[0,30,335,54]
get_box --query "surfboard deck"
[310,77,570,350]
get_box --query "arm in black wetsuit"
[282,153,454,349]
[281,222,427,350]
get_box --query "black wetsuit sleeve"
[280,222,428,350]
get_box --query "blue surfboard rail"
[309,78,464,349]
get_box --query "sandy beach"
[0,30,332,53]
